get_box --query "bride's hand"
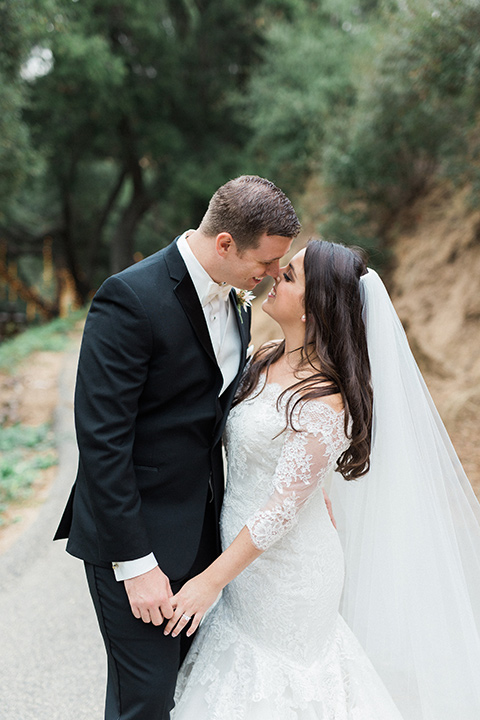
[163,572,221,638]
[322,488,336,529]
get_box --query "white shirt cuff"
[111,553,158,581]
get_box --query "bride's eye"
[283,272,292,282]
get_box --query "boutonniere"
[235,289,255,323]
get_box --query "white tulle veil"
[329,268,480,719]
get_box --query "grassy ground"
[0,309,86,373]
[0,309,85,534]
[0,423,57,525]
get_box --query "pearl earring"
[301,314,306,322]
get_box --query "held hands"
[124,566,174,625]
[163,571,221,638]
[126,526,258,634]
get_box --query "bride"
[165,239,480,719]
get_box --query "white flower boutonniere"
[235,289,255,323]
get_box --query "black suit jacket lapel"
[165,241,251,443]
[164,239,217,367]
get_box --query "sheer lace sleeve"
[246,400,347,551]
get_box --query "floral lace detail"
[245,397,349,550]
[174,602,402,720]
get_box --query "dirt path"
[0,342,105,719]
[0,346,75,552]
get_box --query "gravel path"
[0,346,105,719]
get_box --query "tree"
[239,0,380,196]
[0,0,45,212]
[322,0,480,240]
[7,0,274,301]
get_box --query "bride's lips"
[267,283,277,299]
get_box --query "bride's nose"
[277,265,287,282]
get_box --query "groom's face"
[217,233,293,291]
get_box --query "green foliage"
[238,0,386,250]
[319,204,385,263]
[0,0,35,209]
[0,422,54,452]
[323,0,480,221]
[237,0,480,254]
[0,77,33,206]
[0,309,85,372]
[2,0,479,277]
[0,424,57,525]
[31,32,126,152]
[0,0,60,208]
[0,422,57,523]
[242,11,358,193]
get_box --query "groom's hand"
[124,566,174,625]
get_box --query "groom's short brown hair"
[199,175,301,252]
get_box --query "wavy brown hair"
[235,239,373,480]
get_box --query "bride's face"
[262,248,306,326]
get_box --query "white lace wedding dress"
[172,378,404,719]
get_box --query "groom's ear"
[215,232,236,258]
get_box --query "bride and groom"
[55,175,480,719]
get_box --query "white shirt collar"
[177,231,231,306]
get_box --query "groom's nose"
[265,260,280,277]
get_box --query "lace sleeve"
[246,401,346,551]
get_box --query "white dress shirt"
[113,231,242,581]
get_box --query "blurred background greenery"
[1,0,479,315]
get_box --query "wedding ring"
[182,614,192,621]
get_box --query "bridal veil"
[329,269,480,719]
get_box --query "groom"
[54,175,300,719]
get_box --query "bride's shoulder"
[293,392,345,443]
[314,388,344,415]
[296,379,344,418]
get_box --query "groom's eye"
[283,272,292,282]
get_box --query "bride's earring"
[301,314,306,322]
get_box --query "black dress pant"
[85,499,218,720]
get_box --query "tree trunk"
[109,189,152,274]
[59,165,91,305]
[86,167,127,285]
[109,117,153,274]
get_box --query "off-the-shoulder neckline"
[259,375,345,417]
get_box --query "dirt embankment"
[389,183,480,495]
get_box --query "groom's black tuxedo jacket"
[55,239,251,581]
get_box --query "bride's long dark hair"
[235,239,373,480]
